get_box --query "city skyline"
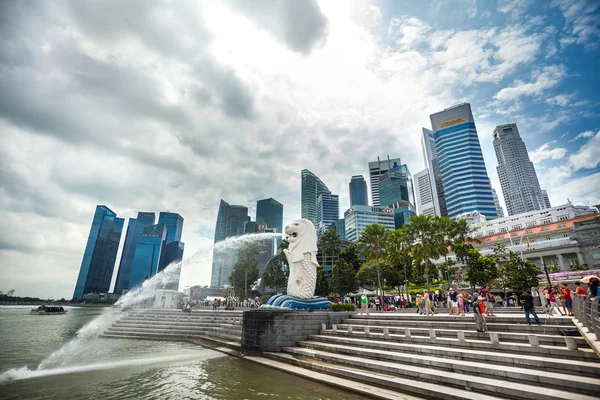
[2,0,599,299]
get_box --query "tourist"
[474,296,485,332]
[400,295,405,308]
[416,294,424,315]
[360,294,369,315]
[449,288,458,316]
[480,286,494,316]
[547,289,565,316]
[457,293,465,316]
[574,282,586,296]
[588,277,600,297]
[480,296,488,330]
[462,291,470,314]
[424,290,434,316]
[560,283,574,316]
[375,296,381,311]
[519,289,540,325]
[531,287,540,307]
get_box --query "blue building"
[114,212,155,294]
[335,218,346,240]
[349,175,368,206]
[256,198,283,234]
[158,212,183,244]
[316,192,340,238]
[430,103,498,220]
[73,205,124,300]
[129,223,167,289]
[301,169,330,225]
[378,162,415,208]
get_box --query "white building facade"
[414,168,437,216]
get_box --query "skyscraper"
[542,190,552,208]
[114,212,155,294]
[256,198,283,234]
[493,123,546,216]
[211,200,249,287]
[491,186,505,218]
[301,169,330,225]
[157,212,185,290]
[430,103,498,220]
[421,128,447,217]
[349,175,368,206]
[73,205,124,299]
[316,192,339,237]
[378,162,415,208]
[158,212,183,244]
[413,169,436,216]
[368,156,401,206]
[129,223,167,289]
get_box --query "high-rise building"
[368,156,401,206]
[335,218,346,240]
[344,205,395,242]
[157,212,185,290]
[493,123,546,216]
[430,103,498,220]
[421,128,447,217]
[542,190,552,208]
[316,192,340,238]
[491,186,505,218]
[73,206,124,299]
[349,175,368,206]
[378,162,415,208]
[129,223,167,289]
[301,169,330,225]
[414,169,436,216]
[389,201,416,229]
[256,198,283,234]
[158,212,183,244]
[211,200,249,287]
[114,212,155,294]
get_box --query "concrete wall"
[241,310,353,355]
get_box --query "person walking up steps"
[561,283,574,316]
[474,296,485,332]
[360,294,369,315]
[519,289,540,325]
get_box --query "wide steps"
[305,334,600,376]
[114,321,241,330]
[276,347,599,400]
[351,314,573,324]
[106,326,241,337]
[103,329,241,342]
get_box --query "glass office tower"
[256,198,283,234]
[368,156,402,206]
[430,103,498,220]
[158,212,184,244]
[316,192,340,238]
[73,205,124,299]
[129,223,167,289]
[301,169,330,225]
[349,175,368,206]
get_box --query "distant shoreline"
[0,302,113,308]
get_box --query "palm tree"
[319,228,342,269]
[386,228,414,300]
[405,215,442,291]
[357,224,390,303]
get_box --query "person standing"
[574,282,586,296]
[424,290,433,315]
[531,287,540,307]
[360,294,369,315]
[375,296,381,311]
[449,288,458,316]
[474,296,485,332]
[400,295,405,309]
[457,293,465,316]
[547,289,565,316]
[519,289,540,325]
[560,284,574,316]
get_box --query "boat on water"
[30,305,68,315]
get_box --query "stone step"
[264,351,505,400]
[293,341,600,393]
[350,314,574,324]
[103,329,242,342]
[305,334,600,376]
[115,321,242,330]
[334,324,587,347]
[317,331,598,360]
[124,314,243,322]
[106,326,241,336]
[343,318,573,334]
[276,347,598,400]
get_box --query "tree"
[228,242,261,300]
[262,262,288,289]
[502,251,540,291]
[386,228,415,299]
[356,259,400,300]
[314,266,330,297]
[464,248,498,288]
[569,261,588,271]
[319,229,342,259]
[405,215,442,290]
[277,239,290,267]
[357,224,390,302]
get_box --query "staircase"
[264,313,600,400]
[102,309,243,349]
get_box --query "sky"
[1,0,598,299]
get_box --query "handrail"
[573,295,600,339]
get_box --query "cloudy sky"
[1,0,599,299]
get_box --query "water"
[0,307,364,399]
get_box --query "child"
[547,289,565,316]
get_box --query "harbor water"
[0,306,363,400]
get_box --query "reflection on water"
[0,308,365,400]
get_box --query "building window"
[557,223,567,227]
[557,215,569,221]
[526,221,537,227]
[499,227,508,232]
[593,252,600,260]
[487,230,494,235]
[511,225,522,230]
[541,218,551,224]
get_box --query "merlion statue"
[261,218,332,310]
[283,218,318,299]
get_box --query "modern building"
[378,162,415,208]
[368,156,402,207]
[421,128,447,217]
[414,169,436,216]
[389,201,416,229]
[129,223,167,290]
[316,192,340,238]
[158,212,184,244]
[430,103,498,220]
[491,186,505,218]
[542,190,552,208]
[344,205,395,242]
[255,225,277,277]
[349,175,369,206]
[114,212,155,294]
[493,123,546,216]
[256,198,283,235]
[73,205,124,300]
[211,200,249,287]
[335,218,346,240]
[157,212,185,290]
[301,169,330,225]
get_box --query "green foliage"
[547,264,561,273]
[331,303,356,312]
[357,224,389,262]
[464,249,498,288]
[228,242,261,299]
[331,258,359,298]
[569,262,589,271]
[277,239,290,267]
[314,266,330,297]
[319,229,342,259]
[356,259,401,290]
[502,251,540,291]
[262,263,288,288]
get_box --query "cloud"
[494,65,567,101]
[568,131,600,169]
[545,93,577,106]
[569,130,595,142]
[528,141,567,164]
[497,0,533,17]
[551,0,600,50]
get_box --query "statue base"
[260,294,332,310]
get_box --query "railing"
[573,295,600,339]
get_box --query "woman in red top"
[574,282,586,296]
[561,283,574,316]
